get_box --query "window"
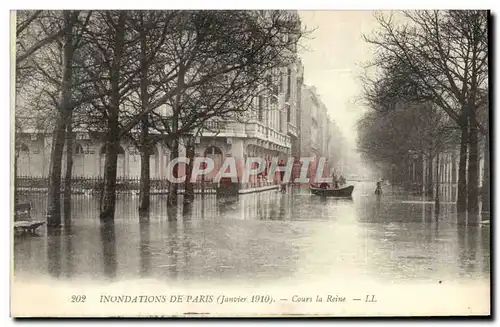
[148,145,158,156]
[270,94,278,104]
[279,72,283,93]
[311,123,318,146]
[100,144,125,155]
[286,104,291,123]
[205,146,223,156]
[311,103,318,120]
[272,84,279,96]
[75,143,84,155]
[279,110,284,133]
[19,143,29,152]
[286,67,292,100]
[258,95,264,122]
[266,75,272,87]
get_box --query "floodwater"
[13,182,490,286]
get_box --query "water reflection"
[139,210,151,277]
[63,222,74,278]
[47,229,62,278]
[14,182,490,285]
[166,215,179,279]
[457,225,483,278]
[100,221,117,279]
[166,205,177,222]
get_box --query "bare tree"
[77,11,134,222]
[357,101,456,198]
[16,11,82,227]
[16,11,69,65]
[121,10,304,210]
[363,10,488,215]
[18,10,304,222]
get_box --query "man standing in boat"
[278,159,287,193]
[331,172,338,189]
[375,181,383,195]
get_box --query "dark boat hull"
[310,185,354,197]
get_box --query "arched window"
[205,146,223,156]
[148,145,158,156]
[204,146,223,180]
[99,144,125,155]
[17,143,31,176]
[74,143,84,155]
[19,143,29,153]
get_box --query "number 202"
[71,295,86,303]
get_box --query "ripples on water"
[14,182,490,286]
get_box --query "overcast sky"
[298,10,381,148]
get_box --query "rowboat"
[309,185,354,197]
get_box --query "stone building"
[298,85,339,180]
[15,61,303,183]
[15,129,171,179]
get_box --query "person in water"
[375,181,383,195]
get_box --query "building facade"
[298,85,340,179]
[15,58,304,183]
[15,131,172,179]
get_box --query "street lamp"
[407,150,420,191]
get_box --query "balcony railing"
[287,122,298,137]
[201,119,291,148]
[204,120,227,132]
[246,122,291,147]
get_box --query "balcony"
[204,120,226,131]
[287,122,298,138]
[245,122,291,148]
[199,120,246,138]
[200,120,291,149]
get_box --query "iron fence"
[15,175,284,197]
[15,176,218,195]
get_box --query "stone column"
[231,138,245,184]
[43,134,53,177]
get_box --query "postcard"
[11,9,491,317]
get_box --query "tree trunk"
[63,113,73,221]
[467,113,480,214]
[167,138,179,206]
[482,129,490,213]
[46,119,66,227]
[426,153,433,197]
[45,12,78,228]
[457,115,468,214]
[167,66,184,207]
[138,14,151,212]
[99,13,126,222]
[184,138,195,204]
[139,138,151,212]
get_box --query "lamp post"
[407,150,420,192]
